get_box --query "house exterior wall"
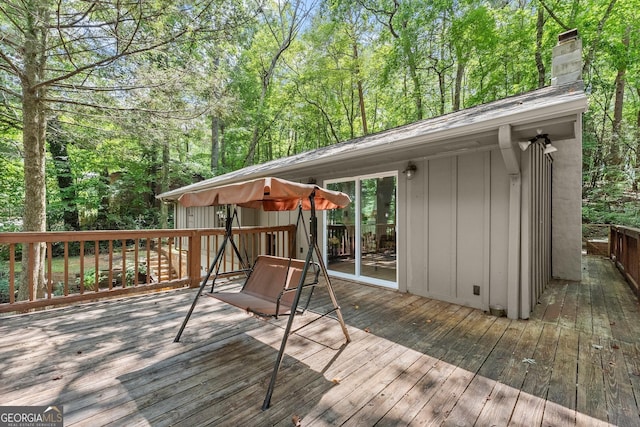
[405,149,510,311]
[551,130,582,281]
[171,132,575,318]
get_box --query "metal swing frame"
[174,191,350,410]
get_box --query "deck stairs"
[147,249,188,282]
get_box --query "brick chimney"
[551,29,582,85]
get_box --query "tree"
[244,0,312,166]
[0,0,243,300]
[47,116,80,231]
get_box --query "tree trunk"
[18,2,49,301]
[453,61,465,112]
[211,115,220,173]
[609,26,629,168]
[96,168,111,229]
[635,86,640,191]
[19,88,47,300]
[404,40,423,120]
[159,140,170,229]
[582,0,617,76]
[535,8,546,88]
[48,117,80,230]
[219,122,227,170]
[353,41,368,135]
[375,177,395,252]
[437,70,446,116]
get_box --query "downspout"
[498,125,521,319]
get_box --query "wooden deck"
[1,255,639,426]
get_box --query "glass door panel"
[326,181,356,275]
[360,176,397,282]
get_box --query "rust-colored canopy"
[177,177,350,211]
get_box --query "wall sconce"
[518,133,557,155]
[518,140,532,151]
[542,137,557,154]
[403,162,417,180]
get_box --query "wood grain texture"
[0,256,638,426]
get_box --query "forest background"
[0,0,636,235]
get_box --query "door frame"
[323,172,398,289]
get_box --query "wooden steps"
[147,248,188,282]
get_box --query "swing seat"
[211,255,319,317]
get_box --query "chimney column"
[551,29,582,85]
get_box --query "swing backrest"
[242,255,307,307]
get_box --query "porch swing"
[173,177,351,410]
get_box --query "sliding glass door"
[325,173,397,288]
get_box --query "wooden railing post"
[188,230,202,288]
[608,225,613,260]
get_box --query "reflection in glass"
[326,176,396,284]
[327,181,356,275]
[360,177,396,282]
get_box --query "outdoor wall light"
[403,162,417,180]
[518,140,532,151]
[542,137,558,154]
[518,133,557,155]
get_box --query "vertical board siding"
[525,144,553,314]
[490,151,510,309]
[456,153,486,306]
[427,158,455,298]
[408,150,509,310]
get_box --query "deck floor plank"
[290,297,452,426]
[559,281,580,330]
[540,281,568,325]
[494,321,559,426]
[576,331,608,423]
[1,256,640,426]
[601,337,640,427]
[408,311,501,425]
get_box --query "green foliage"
[0,277,11,303]
[0,0,637,230]
[78,269,102,292]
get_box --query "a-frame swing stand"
[174,194,350,410]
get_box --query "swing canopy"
[177,177,350,211]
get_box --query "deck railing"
[0,225,296,314]
[610,225,640,298]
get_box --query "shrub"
[77,268,104,291]
[0,277,11,303]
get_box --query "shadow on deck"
[0,255,638,426]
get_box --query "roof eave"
[158,86,588,202]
